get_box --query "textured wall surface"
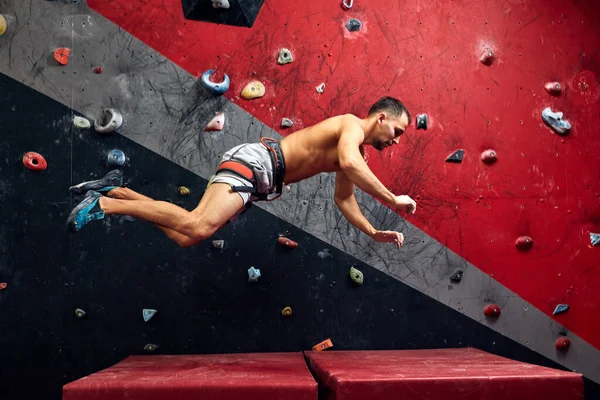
[0,0,599,398]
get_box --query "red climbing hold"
[484,304,501,317]
[94,67,103,74]
[481,149,497,164]
[515,236,533,251]
[555,337,571,351]
[545,81,562,96]
[278,236,298,249]
[479,50,494,66]
[22,151,47,171]
[54,47,70,66]
[0,282,6,290]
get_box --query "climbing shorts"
[209,139,286,205]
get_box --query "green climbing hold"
[349,266,364,285]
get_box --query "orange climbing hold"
[515,236,533,251]
[555,337,571,351]
[22,151,47,171]
[0,282,6,290]
[54,48,70,65]
[278,236,298,248]
[312,338,333,351]
[483,304,501,317]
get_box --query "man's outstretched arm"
[334,171,404,248]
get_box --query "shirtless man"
[67,96,417,249]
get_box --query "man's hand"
[371,230,405,248]
[394,195,417,215]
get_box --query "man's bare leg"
[106,187,197,247]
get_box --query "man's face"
[373,112,409,151]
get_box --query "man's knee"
[186,216,219,242]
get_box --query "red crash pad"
[305,348,583,400]
[63,352,317,400]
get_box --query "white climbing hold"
[248,266,261,282]
[541,107,571,135]
[204,112,225,132]
[278,49,294,65]
[73,116,91,129]
[591,232,600,247]
[281,118,293,128]
[212,240,225,249]
[212,0,230,9]
[342,0,353,9]
[142,309,157,322]
[316,83,325,93]
[94,108,123,134]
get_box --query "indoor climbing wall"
[0,0,599,399]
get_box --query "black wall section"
[181,0,264,28]
[0,73,598,399]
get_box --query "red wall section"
[88,0,600,349]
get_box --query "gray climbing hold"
[553,304,569,315]
[590,232,600,247]
[416,114,428,130]
[212,240,225,249]
[281,118,294,128]
[75,308,86,318]
[349,266,364,285]
[316,83,325,93]
[278,48,293,65]
[211,0,230,9]
[94,108,123,134]
[144,343,158,352]
[201,69,230,95]
[106,149,128,167]
[143,309,157,322]
[542,107,571,135]
[248,266,261,282]
[346,18,362,32]
[450,269,463,283]
[446,149,464,163]
[73,116,91,129]
[342,0,353,9]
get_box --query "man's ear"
[378,112,386,125]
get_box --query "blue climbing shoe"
[67,190,105,232]
[69,169,123,194]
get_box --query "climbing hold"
[445,149,464,163]
[144,343,158,352]
[346,18,362,32]
[241,81,265,99]
[204,112,225,132]
[0,282,7,290]
[553,304,569,315]
[201,69,230,95]
[142,309,157,322]
[281,118,294,128]
[541,107,571,135]
[590,232,600,247]
[416,114,428,130]
[342,0,353,9]
[515,236,534,251]
[94,67,103,74]
[248,266,261,282]
[278,236,298,249]
[179,186,190,196]
[281,306,293,316]
[94,108,123,134]
[212,0,230,9]
[555,337,571,351]
[483,304,501,317]
[479,50,494,66]
[73,116,91,129]
[545,81,562,96]
[312,338,333,351]
[106,149,128,167]
[277,48,294,65]
[0,15,7,37]
[481,149,497,164]
[22,151,48,171]
[450,269,463,283]
[74,308,86,318]
[349,266,364,285]
[316,83,325,93]
[213,239,225,249]
[54,48,70,66]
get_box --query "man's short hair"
[368,96,411,124]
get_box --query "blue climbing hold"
[143,309,157,322]
[248,266,261,282]
[346,18,362,32]
[107,149,127,167]
[553,304,569,316]
[201,69,230,95]
[590,232,600,247]
[542,107,571,135]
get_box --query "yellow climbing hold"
[0,15,7,37]
[179,186,190,196]
[281,306,293,316]
[241,81,265,100]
